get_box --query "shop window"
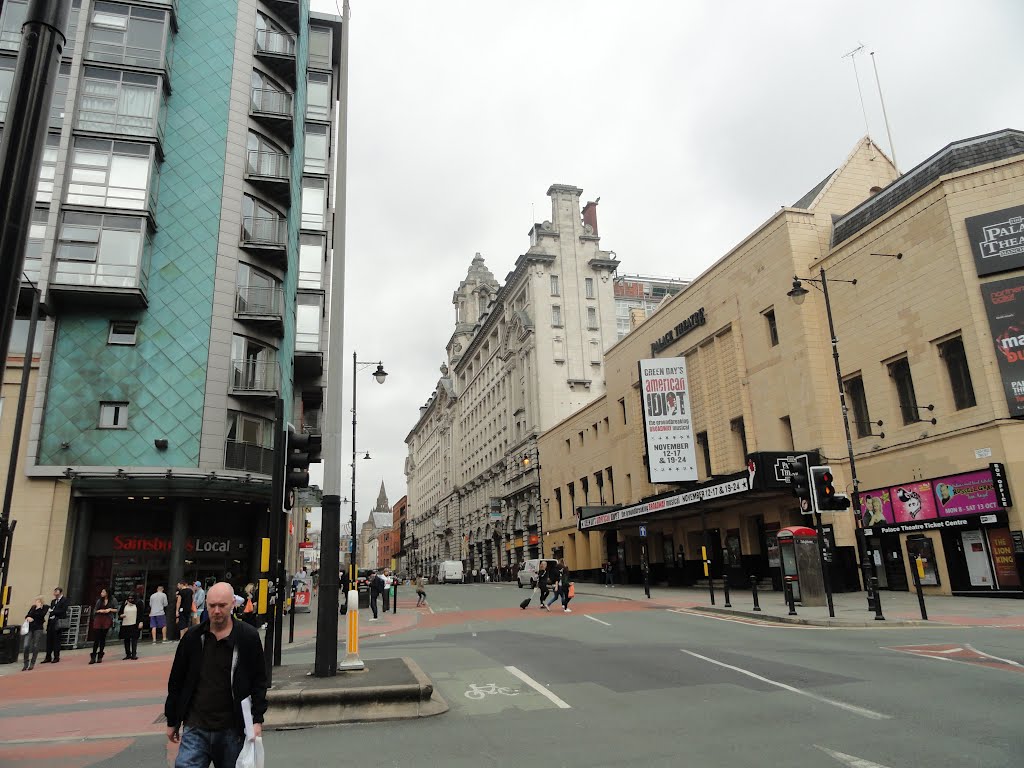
[99,400,129,428]
[842,374,872,437]
[108,320,138,345]
[887,356,919,425]
[937,335,976,410]
[763,308,779,347]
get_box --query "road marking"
[504,665,571,709]
[584,614,611,627]
[668,608,817,629]
[464,683,519,700]
[680,650,890,720]
[815,745,894,767]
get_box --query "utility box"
[777,526,825,607]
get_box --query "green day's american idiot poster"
[981,276,1024,417]
[638,358,698,483]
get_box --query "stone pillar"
[167,500,188,637]
[66,499,92,603]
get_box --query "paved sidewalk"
[573,581,1024,627]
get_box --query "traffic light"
[284,427,322,509]
[810,465,853,511]
[786,456,813,514]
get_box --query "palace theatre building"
[539,130,1024,598]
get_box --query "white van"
[438,560,464,584]
[517,559,559,588]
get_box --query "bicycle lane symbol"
[464,683,520,700]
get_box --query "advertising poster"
[966,205,1024,276]
[638,358,698,483]
[981,275,1024,417]
[860,489,893,527]
[986,528,1020,589]
[890,481,938,523]
[933,470,1002,518]
[961,530,994,587]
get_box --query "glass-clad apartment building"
[0,0,348,609]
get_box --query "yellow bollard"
[339,588,364,670]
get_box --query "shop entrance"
[866,535,908,591]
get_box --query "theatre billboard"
[638,358,698,483]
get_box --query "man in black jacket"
[41,587,67,664]
[368,570,382,621]
[165,582,267,767]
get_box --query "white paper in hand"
[240,696,255,741]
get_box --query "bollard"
[722,575,731,608]
[870,577,885,621]
[750,575,761,612]
[784,577,797,616]
[288,586,296,644]
[392,581,398,614]
[911,557,928,621]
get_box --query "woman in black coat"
[90,588,118,664]
[22,597,48,670]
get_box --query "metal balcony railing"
[255,28,296,57]
[250,87,293,117]
[224,439,275,475]
[235,284,283,315]
[230,358,279,392]
[245,149,289,179]
[240,216,287,247]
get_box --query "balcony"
[240,216,287,268]
[250,88,293,141]
[224,439,275,475]
[235,284,284,336]
[230,358,279,398]
[254,29,296,84]
[48,252,150,310]
[244,149,290,203]
[294,349,323,379]
[262,0,298,28]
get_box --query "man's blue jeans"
[175,725,244,768]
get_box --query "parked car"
[517,559,559,588]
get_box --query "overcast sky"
[305,0,1024,530]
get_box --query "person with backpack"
[368,570,383,621]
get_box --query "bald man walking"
[165,582,267,767]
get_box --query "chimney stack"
[582,198,599,236]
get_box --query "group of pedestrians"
[530,558,574,613]
[367,568,395,620]
[19,587,68,670]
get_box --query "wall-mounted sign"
[112,535,235,554]
[981,276,1024,417]
[990,462,1013,508]
[650,308,706,354]
[966,205,1024,276]
[638,358,698,483]
[746,451,822,491]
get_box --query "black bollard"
[750,575,761,612]
[870,577,885,621]
[784,577,797,616]
[722,575,731,608]
[911,557,928,621]
[393,581,398,614]
[288,586,296,644]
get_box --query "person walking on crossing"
[415,575,427,607]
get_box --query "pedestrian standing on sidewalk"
[382,569,392,613]
[415,575,427,607]
[193,582,207,624]
[41,587,67,664]
[21,596,48,670]
[90,588,118,664]
[120,593,144,660]
[558,559,574,613]
[368,570,382,621]
[149,585,169,643]
[537,561,552,611]
[603,561,614,587]
[175,581,194,637]
[165,582,267,768]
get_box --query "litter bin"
[0,626,20,664]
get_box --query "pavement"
[569,581,1024,627]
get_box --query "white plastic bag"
[235,736,264,768]
[20,620,30,636]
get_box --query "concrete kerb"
[689,605,948,628]
[265,657,447,727]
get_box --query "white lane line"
[669,608,812,628]
[584,614,611,627]
[966,643,1023,666]
[815,745,895,768]
[680,650,890,721]
[504,665,571,709]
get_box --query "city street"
[1,584,1022,767]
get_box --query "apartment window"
[36,134,60,203]
[236,263,279,314]
[241,194,285,243]
[231,335,277,390]
[225,410,274,473]
[99,401,129,428]
[843,375,872,438]
[307,72,331,121]
[938,336,977,410]
[730,417,748,460]
[587,307,598,329]
[246,130,288,178]
[298,234,324,289]
[78,67,163,138]
[301,178,327,229]
[551,305,562,327]
[66,138,157,211]
[308,27,333,69]
[86,2,172,71]
[296,293,323,351]
[550,274,559,296]
[304,124,329,174]
[585,277,595,299]
[764,308,779,347]
[64,1,82,59]
[50,63,71,128]
[250,69,291,114]
[55,212,148,288]
[254,12,294,56]
[9,317,43,355]
[0,1,28,52]
[888,357,919,425]
[697,431,711,477]
[555,487,563,519]
[23,209,47,284]
[108,320,137,345]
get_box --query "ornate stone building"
[405,185,620,576]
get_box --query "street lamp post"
[788,267,875,609]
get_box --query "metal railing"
[255,28,296,57]
[240,216,287,247]
[235,284,283,315]
[230,358,279,392]
[250,87,293,117]
[224,439,275,475]
[52,254,149,293]
[245,149,289,179]
[85,41,166,71]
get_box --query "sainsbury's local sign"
[113,535,234,554]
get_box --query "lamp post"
[788,267,874,609]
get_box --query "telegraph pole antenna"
[842,44,870,137]
[870,50,899,173]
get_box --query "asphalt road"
[11,584,1024,767]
